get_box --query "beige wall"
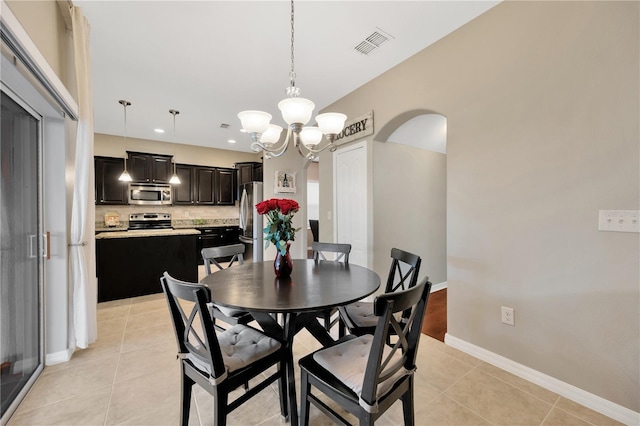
[373,142,447,285]
[5,1,69,81]
[320,1,639,413]
[94,133,260,169]
[261,144,310,261]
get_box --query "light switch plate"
[598,210,639,233]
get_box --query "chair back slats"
[360,278,432,407]
[161,273,227,380]
[385,248,421,293]
[312,241,351,264]
[202,244,245,275]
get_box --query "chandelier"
[237,0,347,160]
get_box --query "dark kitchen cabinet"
[215,168,236,205]
[95,156,128,205]
[173,164,236,206]
[172,164,196,205]
[196,226,240,264]
[128,152,173,183]
[97,234,197,302]
[235,161,263,186]
[195,167,215,204]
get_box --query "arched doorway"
[377,111,448,341]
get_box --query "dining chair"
[312,241,351,335]
[299,277,432,426]
[339,248,422,337]
[201,244,253,331]
[161,272,289,426]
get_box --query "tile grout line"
[437,363,499,425]
[538,395,562,426]
[102,301,131,426]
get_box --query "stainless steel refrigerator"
[239,182,264,262]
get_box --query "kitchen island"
[96,229,200,302]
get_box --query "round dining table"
[200,258,381,426]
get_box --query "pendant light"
[118,100,133,182]
[168,109,181,185]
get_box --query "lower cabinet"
[96,235,197,302]
[196,226,240,265]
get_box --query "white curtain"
[70,6,97,349]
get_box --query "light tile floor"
[8,293,622,426]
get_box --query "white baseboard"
[45,348,74,365]
[430,281,447,292]
[444,333,640,425]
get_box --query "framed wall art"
[274,170,296,194]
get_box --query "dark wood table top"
[200,259,381,313]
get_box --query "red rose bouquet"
[255,198,300,255]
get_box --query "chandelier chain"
[289,0,295,88]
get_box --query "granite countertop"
[95,228,201,239]
[95,218,239,233]
[173,218,240,229]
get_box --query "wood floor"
[422,288,447,342]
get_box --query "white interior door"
[333,141,369,267]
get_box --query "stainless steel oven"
[128,183,172,205]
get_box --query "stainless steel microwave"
[128,183,172,205]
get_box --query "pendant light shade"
[277,97,315,126]
[316,113,347,135]
[238,110,272,134]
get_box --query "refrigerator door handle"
[239,188,247,230]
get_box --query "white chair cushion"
[343,302,377,327]
[312,335,409,400]
[215,304,247,318]
[188,324,281,376]
[344,302,403,328]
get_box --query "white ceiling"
[76,1,499,153]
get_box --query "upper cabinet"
[172,164,196,205]
[215,168,236,205]
[128,152,173,183]
[95,156,128,205]
[94,152,238,206]
[235,161,263,186]
[172,164,236,206]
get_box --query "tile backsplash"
[96,204,239,228]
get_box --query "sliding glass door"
[0,89,43,423]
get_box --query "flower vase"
[274,242,293,278]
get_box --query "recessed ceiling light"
[240,128,247,133]
[228,139,236,144]
[154,128,165,133]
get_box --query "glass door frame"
[0,81,46,426]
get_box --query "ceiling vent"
[354,27,394,56]
[220,123,230,129]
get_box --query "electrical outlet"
[501,306,515,326]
